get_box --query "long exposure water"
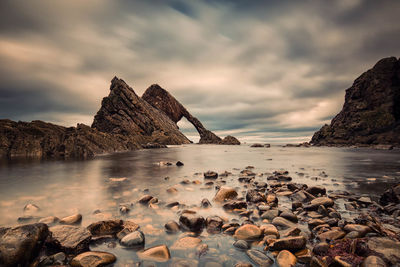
[0,144,399,266]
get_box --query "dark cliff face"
[311,57,400,146]
[92,77,190,145]
[142,84,222,144]
[0,120,139,159]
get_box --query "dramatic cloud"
[0,0,399,142]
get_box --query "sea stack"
[311,57,400,146]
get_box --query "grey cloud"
[0,0,399,142]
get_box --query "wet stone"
[223,200,247,210]
[120,230,145,247]
[234,224,263,241]
[137,244,171,262]
[233,240,250,250]
[261,209,279,220]
[201,198,212,208]
[246,189,265,203]
[0,223,49,267]
[269,236,306,252]
[361,256,387,267]
[171,236,202,250]
[87,219,123,236]
[246,249,274,267]
[138,195,154,204]
[312,242,329,255]
[271,217,297,230]
[204,171,218,179]
[59,213,82,225]
[50,225,91,254]
[214,186,238,202]
[206,216,224,234]
[165,220,180,233]
[179,212,205,232]
[306,186,326,196]
[279,211,298,223]
[70,251,116,267]
[276,250,297,267]
[317,229,346,241]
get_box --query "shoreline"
[1,163,399,266]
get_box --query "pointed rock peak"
[373,56,398,70]
[110,76,131,91]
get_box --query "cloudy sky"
[0,0,399,143]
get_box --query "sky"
[0,0,399,143]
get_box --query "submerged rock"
[246,249,274,267]
[171,236,202,250]
[0,223,49,266]
[137,244,171,262]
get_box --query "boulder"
[49,225,91,254]
[0,223,49,266]
[221,135,241,145]
[120,230,145,247]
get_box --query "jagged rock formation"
[92,77,190,145]
[142,84,222,144]
[311,57,400,146]
[0,76,239,159]
[0,120,139,159]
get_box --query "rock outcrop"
[142,84,222,144]
[311,57,400,146]
[0,120,139,159]
[0,76,239,159]
[92,77,190,145]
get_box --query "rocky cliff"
[311,57,400,146]
[0,76,240,159]
[92,77,190,145]
[142,84,222,144]
[0,120,139,159]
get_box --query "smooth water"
[0,144,399,266]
